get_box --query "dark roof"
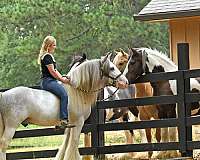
[134,0,200,21]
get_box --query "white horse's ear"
[82,53,87,60]
[107,52,113,61]
[101,54,109,64]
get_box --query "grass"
[8,125,133,153]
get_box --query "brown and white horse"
[124,47,200,158]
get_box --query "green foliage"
[0,0,169,88]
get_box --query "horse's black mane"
[152,65,165,73]
[69,53,87,69]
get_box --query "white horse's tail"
[0,92,4,138]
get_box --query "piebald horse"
[0,56,128,160]
[124,47,200,158]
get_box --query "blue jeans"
[40,77,68,120]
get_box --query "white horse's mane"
[66,59,107,109]
[68,59,101,90]
[138,48,200,93]
[139,48,178,72]
[142,48,174,64]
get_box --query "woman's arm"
[47,64,70,84]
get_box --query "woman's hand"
[62,76,71,84]
[116,81,128,89]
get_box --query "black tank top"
[41,54,57,79]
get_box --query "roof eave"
[134,10,200,22]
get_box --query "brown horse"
[123,47,200,158]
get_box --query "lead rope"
[100,87,119,101]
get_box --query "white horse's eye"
[110,67,115,71]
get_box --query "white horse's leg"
[61,118,84,160]
[55,128,70,160]
[0,126,16,160]
[63,126,83,160]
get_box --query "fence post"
[91,91,105,160]
[177,43,192,157]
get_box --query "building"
[134,0,200,68]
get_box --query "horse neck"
[147,52,200,94]
[147,53,178,73]
[70,60,105,92]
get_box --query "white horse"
[124,47,200,158]
[0,56,128,160]
[70,53,137,160]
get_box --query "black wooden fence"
[2,43,200,159]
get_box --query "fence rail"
[2,43,200,159]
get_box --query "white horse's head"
[68,55,128,92]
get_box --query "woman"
[38,35,75,128]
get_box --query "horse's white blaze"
[0,58,128,160]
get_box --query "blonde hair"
[38,35,56,64]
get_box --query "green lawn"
[8,125,136,152]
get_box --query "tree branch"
[65,27,92,42]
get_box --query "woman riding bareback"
[38,35,75,128]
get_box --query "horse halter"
[75,60,122,95]
[99,60,122,87]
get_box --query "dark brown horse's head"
[123,48,147,84]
